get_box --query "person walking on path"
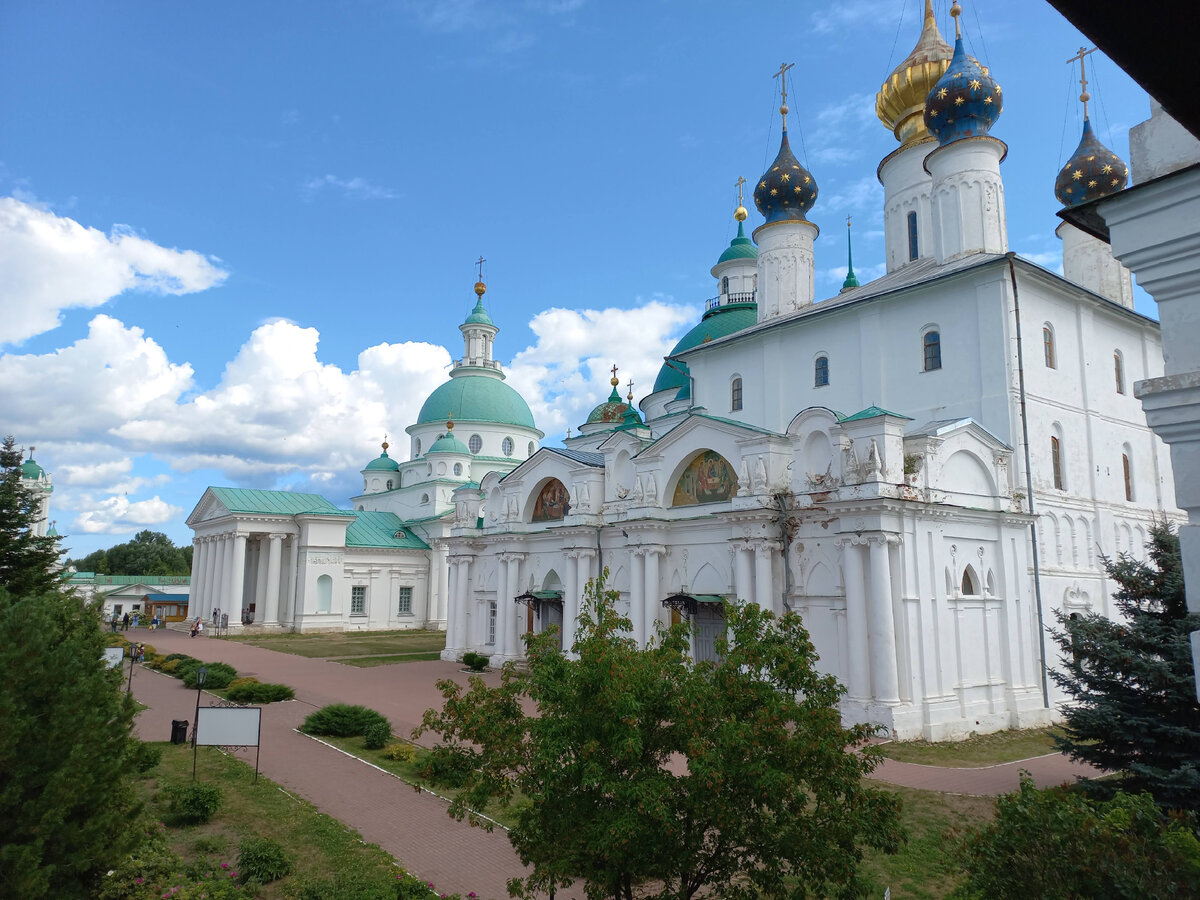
[122,612,130,631]
[190,617,200,638]
[110,613,119,633]
[212,607,220,630]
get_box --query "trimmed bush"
[382,741,417,763]
[157,659,182,675]
[363,720,392,750]
[162,653,195,663]
[181,661,238,690]
[236,836,292,884]
[129,740,163,774]
[300,704,391,738]
[461,651,488,672]
[226,676,260,691]
[165,782,223,824]
[226,681,294,704]
[417,745,471,789]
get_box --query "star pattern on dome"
[1054,116,1129,208]
[753,128,818,224]
[923,32,1003,145]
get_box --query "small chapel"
[187,2,1182,739]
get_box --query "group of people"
[109,611,139,632]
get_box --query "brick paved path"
[128,626,1101,896]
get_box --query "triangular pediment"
[635,413,779,461]
[186,488,232,527]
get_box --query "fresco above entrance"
[532,478,571,522]
[672,450,738,506]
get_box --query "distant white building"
[187,4,1182,739]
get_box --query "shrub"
[301,704,391,738]
[236,836,292,884]
[181,661,238,690]
[395,870,436,899]
[226,681,294,704]
[162,653,195,663]
[383,741,417,763]
[129,740,163,774]
[461,651,488,672]
[417,746,471,789]
[290,867,401,900]
[157,659,182,675]
[226,676,259,691]
[165,782,223,824]
[363,720,392,750]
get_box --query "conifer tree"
[1052,524,1200,812]
[0,435,63,596]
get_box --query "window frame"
[468,433,483,454]
[502,437,514,457]
[907,210,919,261]
[923,330,942,372]
[1122,452,1133,501]
[397,586,413,616]
[350,585,367,617]
[1114,350,1125,394]
[730,376,743,411]
[1051,435,1064,490]
[814,355,829,387]
[1043,325,1056,369]
[487,600,497,645]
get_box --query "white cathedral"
[186,3,1182,739]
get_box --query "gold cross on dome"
[475,256,486,280]
[773,61,795,120]
[626,378,635,401]
[735,175,746,206]
[1066,46,1097,117]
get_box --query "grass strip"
[338,651,444,668]
[879,727,1065,767]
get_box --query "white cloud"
[57,458,134,487]
[74,495,182,534]
[299,175,398,201]
[1019,250,1064,274]
[811,2,911,36]
[820,177,884,216]
[0,197,227,345]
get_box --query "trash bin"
[170,719,189,744]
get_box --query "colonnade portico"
[189,528,297,629]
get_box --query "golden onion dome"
[876,0,953,149]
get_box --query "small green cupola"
[464,282,495,326]
[364,436,400,472]
[586,366,635,426]
[841,217,860,291]
[717,220,758,264]
[427,417,471,455]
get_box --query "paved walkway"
[128,627,1101,896]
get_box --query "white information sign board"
[196,706,261,747]
[103,647,125,669]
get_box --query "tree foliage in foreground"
[954,776,1200,900]
[0,435,63,597]
[417,574,903,900]
[1052,524,1200,812]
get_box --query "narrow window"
[1114,351,1125,394]
[1051,436,1064,490]
[502,437,514,457]
[923,331,941,371]
[469,434,482,453]
[1043,327,1056,368]
[814,355,829,387]
[1122,453,1133,501]
[528,441,536,456]
[420,493,429,504]
[453,463,463,476]
[721,275,729,295]
[414,438,421,456]
[386,479,393,490]
[730,377,743,411]
[907,211,919,260]
[961,569,977,595]
[351,585,366,616]
[488,600,497,644]
[397,586,413,615]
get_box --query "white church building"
[186,3,1181,739]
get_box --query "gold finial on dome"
[474,255,486,297]
[626,378,635,403]
[382,433,389,452]
[610,363,620,387]
[734,175,748,221]
[876,0,954,149]
[446,415,454,432]
[950,1,962,38]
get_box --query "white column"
[734,543,754,604]
[444,558,461,653]
[643,548,662,641]
[228,532,248,623]
[577,550,595,609]
[505,554,523,657]
[868,536,901,703]
[263,533,284,627]
[284,536,299,627]
[190,539,207,620]
[427,542,443,627]
[841,539,871,700]
[212,535,228,620]
[494,557,512,657]
[452,557,472,651]
[252,537,269,624]
[753,541,773,612]
[630,550,646,647]
[563,551,580,651]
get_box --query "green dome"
[417,374,536,429]
[464,297,494,327]
[364,450,400,472]
[428,433,470,454]
[19,459,44,480]
[716,221,758,264]
[586,381,633,425]
[652,304,759,394]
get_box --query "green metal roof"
[427,433,470,454]
[839,406,913,423]
[364,451,400,471]
[19,459,45,479]
[716,221,758,264]
[463,297,495,327]
[417,373,537,429]
[652,305,759,394]
[69,573,191,585]
[345,511,430,549]
[209,486,341,516]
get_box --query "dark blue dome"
[753,129,817,224]
[1054,117,1128,208]
[924,35,1002,145]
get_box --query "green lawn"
[339,651,444,668]
[880,727,1065,767]
[220,629,446,661]
[133,742,423,898]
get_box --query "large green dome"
[652,304,759,394]
[417,373,537,429]
[19,459,45,480]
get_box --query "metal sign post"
[191,666,207,781]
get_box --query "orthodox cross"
[626,378,635,401]
[774,62,795,121]
[611,363,619,380]
[1067,46,1097,118]
[846,214,852,229]
[735,175,746,207]
[475,256,486,280]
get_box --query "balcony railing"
[704,290,757,312]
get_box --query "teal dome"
[20,459,44,480]
[428,432,470,454]
[586,381,632,425]
[716,221,758,264]
[364,451,400,472]
[417,374,536,429]
[464,296,494,327]
[652,304,759,394]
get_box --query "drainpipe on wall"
[1007,252,1051,709]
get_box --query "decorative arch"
[985,569,996,596]
[671,450,738,506]
[804,560,840,596]
[316,574,333,613]
[960,565,980,596]
[691,562,724,594]
[942,450,996,497]
[531,478,571,523]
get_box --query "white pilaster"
[563,551,580,652]
[643,547,663,642]
[841,538,871,700]
[868,535,900,703]
[190,539,207,620]
[734,543,754,605]
[252,536,269,624]
[630,549,646,647]
[263,533,284,627]
[504,554,524,657]
[284,536,299,627]
[212,535,229,619]
[753,541,773,612]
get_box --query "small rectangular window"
[397,586,413,616]
[731,377,743,411]
[907,211,919,261]
[923,331,941,371]
[351,585,366,616]
[487,601,497,645]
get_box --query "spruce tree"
[1052,524,1200,812]
[0,435,64,596]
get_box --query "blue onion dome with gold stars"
[1055,118,1128,207]
[754,128,817,224]
[587,372,634,424]
[924,3,1002,146]
[364,438,400,471]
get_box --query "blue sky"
[0,0,1152,558]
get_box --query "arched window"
[316,574,332,613]
[528,441,536,456]
[420,493,429,504]
[907,210,919,261]
[453,463,463,476]
[385,479,393,490]
[730,376,743,411]
[1043,325,1056,368]
[752,274,758,292]
[961,568,977,596]
[923,330,941,371]
[721,275,729,295]
[1051,436,1064,490]
[488,600,497,645]
[1114,351,1125,394]
[502,437,514,457]
[1122,452,1133,501]
[814,355,829,387]
[469,434,482,453]
[414,437,421,456]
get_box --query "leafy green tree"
[0,435,63,596]
[954,776,1200,899]
[103,530,192,576]
[417,574,902,899]
[1052,524,1200,811]
[72,547,111,574]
